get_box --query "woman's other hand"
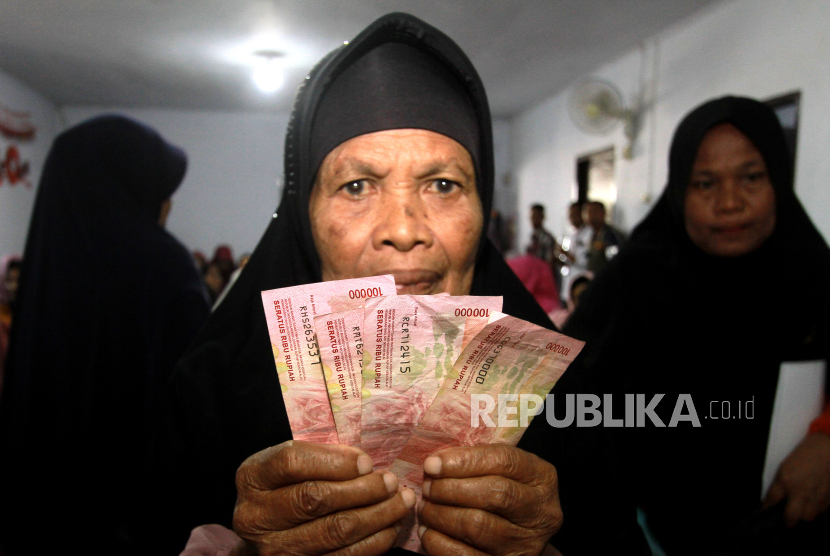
[417,444,562,556]
[763,433,830,527]
[233,440,416,555]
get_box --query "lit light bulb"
[253,51,285,93]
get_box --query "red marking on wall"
[0,145,31,187]
[0,104,36,187]
[0,105,36,141]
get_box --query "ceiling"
[0,0,721,118]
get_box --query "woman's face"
[309,129,483,295]
[3,266,20,302]
[684,123,776,257]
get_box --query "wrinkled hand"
[763,433,830,527]
[233,440,416,555]
[417,444,562,556]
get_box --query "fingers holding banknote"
[233,440,416,555]
[417,444,562,556]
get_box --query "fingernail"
[357,454,373,475]
[422,479,431,498]
[423,456,441,476]
[394,522,403,534]
[418,525,426,539]
[401,488,416,509]
[417,499,425,514]
[383,472,398,494]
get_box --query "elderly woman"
[562,96,830,554]
[129,13,646,556]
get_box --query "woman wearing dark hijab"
[127,13,647,556]
[0,116,210,555]
[562,96,830,554]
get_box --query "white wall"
[513,0,830,249]
[491,118,514,214]
[513,47,645,250]
[0,69,61,261]
[61,107,290,258]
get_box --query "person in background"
[211,244,236,285]
[549,272,591,330]
[193,250,208,273]
[556,201,590,297]
[202,261,226,305]
[0,255,22,395]
[0,115,210,556]
[527,203,558,265]
[583,200,625,274]
[507,248,562,315]
[562,96,830,554]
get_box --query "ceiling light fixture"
[252,50,285,93]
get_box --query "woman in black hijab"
[562,96,830,554]
[0,115,210,555]
[126,13,652,556]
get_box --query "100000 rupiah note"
[314,308,366,447]
[391,312,585,550]
[260,275,396,443]
[360,295,502,468]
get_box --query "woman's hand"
[233,440,416,555]
[763,433,830,527]
[417,444,562,556]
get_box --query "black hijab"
[562,96,830,553]
[129,13,552,555]
[0,115,210,555]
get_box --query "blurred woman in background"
[0,115,210,555]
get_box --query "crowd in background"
[192,245,250,307]
[503,199,624,329]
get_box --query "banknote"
[391,312,584,550]
[314,308,365,447]
[260,275,396,443]
[360,295,503,468]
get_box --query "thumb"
[762,476,787,509]
[784,495,805,528]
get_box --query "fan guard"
[568,79,626,134]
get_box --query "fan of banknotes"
[261,274,583,550]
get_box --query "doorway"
[576,146,616,221]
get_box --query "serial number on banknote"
[300,305,320,363]
[353,326,363,356]
[400,316,411,373]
